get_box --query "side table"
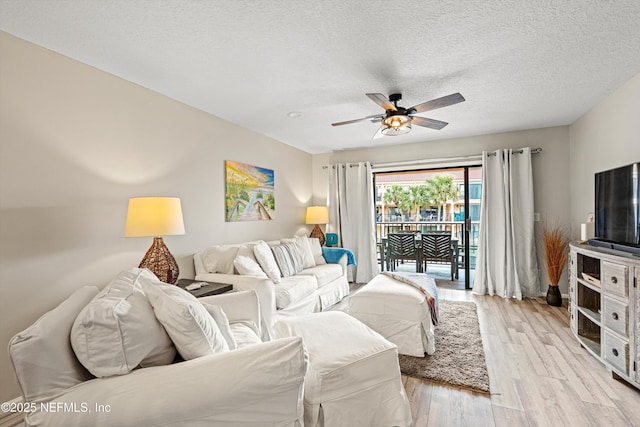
[176,279,233,298]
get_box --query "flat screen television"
[589,162,640,256]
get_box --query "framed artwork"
[225,160,275,221]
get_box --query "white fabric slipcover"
[275,311,412,427]
[9,286,99,403]
[348,273,436,357]
[274,275,318,309]
[297,263,343,288]
[24,337,308,427]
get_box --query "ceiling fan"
[331,92,465,138]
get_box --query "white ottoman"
[275,311,412,427]
[348,273,436,357]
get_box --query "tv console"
[588,238,640,257]
[569,242,640,390]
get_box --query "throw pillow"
[201,302,237,350]
[309,237,327,265]
[281,236,315,269]
[233,255,267,277]
[141,277,229,360]
[236,243,259,264]
[271,243,304,277]
[70,268,177,378]
[201,245,239,274]
[253,240,282,283]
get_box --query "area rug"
[399,300,490,393]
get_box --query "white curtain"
[473,148,540,299]
[327,162,378,283]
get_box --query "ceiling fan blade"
[331,114,385,127]
[366,93,397,111]
[411,116,449,130]
[372,126,385,139]
[408,93,465,114]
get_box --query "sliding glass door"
[374,164,482,289]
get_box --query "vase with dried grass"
[543,224,570,306]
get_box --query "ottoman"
[348,273,436,357]
[275,311,412,427]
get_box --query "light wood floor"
[406,287,640,427]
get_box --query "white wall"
[0,33,313,401]
[569,72,640,235]
[313,126,572,294]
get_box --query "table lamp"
[305,206,329,246]
[125,197,185,284]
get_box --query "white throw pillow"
[282,236,315,269]
[201,302,237,350]
[254,240,282,283]
[309,237,327,265]
[141,277,229,360]
[70,268,176,378]
[236,243,259,264]
[234,255,268,277]
[201,245,239,274]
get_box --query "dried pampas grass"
[543,224,570,286]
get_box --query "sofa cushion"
[9,286,99,403]
[70,268,176,378]
[230,322,263,349]
[201,302,237,350]
[237,243,259,264]
[281,236,316,269]
[274,275,318,309]
[254,240,282,283]
[142,278,229,360]
[271,243,304,277]
[309,237,327,265]
[202,245,239,274]
[298,263,344,287]
[233,255,267,277]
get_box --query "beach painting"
[225,160,275,221]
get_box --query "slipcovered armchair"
[9,284,308,427]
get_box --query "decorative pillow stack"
[70,268,177,378]
[281,236,316,269]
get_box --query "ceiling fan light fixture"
[381,122,411,136]
[381,114,411,135]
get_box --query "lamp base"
[310,224,326,246]
[139,237,179,284]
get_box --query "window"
[468,184,482,200]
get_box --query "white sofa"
[8,270,307,427]
[194,237,350,339]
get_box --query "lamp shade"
[125,197,185,237]
[305,206,329,225]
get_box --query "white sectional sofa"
[194,236,350,339]
[8,269,307,427]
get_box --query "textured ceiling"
[1,0,640,154]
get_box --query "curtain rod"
[486,147,542,157]
[321,147,542,169]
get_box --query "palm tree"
[382,184,408,221]
[407,185,429,220]
[425,175,460,222]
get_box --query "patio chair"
[421,233,455,280]
[387,233,421,272]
